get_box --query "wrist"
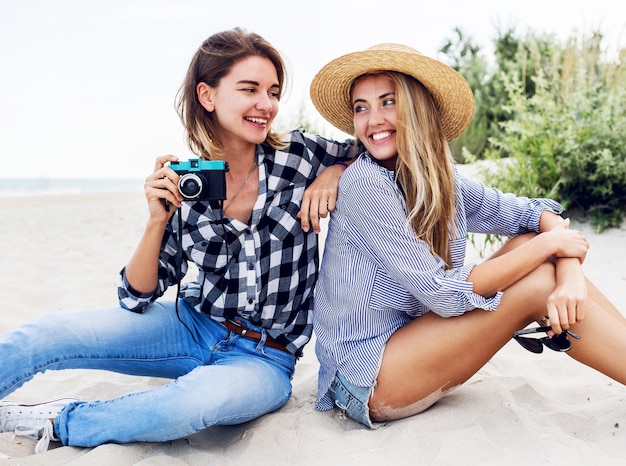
[539,211,569,232]
[145,215,170,233]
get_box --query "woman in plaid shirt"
[0,27,355,452]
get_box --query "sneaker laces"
[14,422,57,454]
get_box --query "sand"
[1,191,626,465]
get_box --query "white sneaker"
[0,397,78,454]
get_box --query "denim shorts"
[329,372,379,429]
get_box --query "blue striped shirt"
[314,153,562,409]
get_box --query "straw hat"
[309,43,474,141]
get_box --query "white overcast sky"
[1,0,624,179]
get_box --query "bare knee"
[529,261,557,300]
[501,261,556,322]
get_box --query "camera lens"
[178,173,203,199]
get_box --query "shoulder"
[343,153,393,185]
[280,128,325,148]
[339,154,399,201]
[267,129,326,161]
[281,129,355,156]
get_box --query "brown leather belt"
[223,320,289,353]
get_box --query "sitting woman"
[0,27,355,453]
[308,43,626,428]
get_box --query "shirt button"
[248,299,254,304]
[248,262,254,270]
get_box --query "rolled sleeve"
[116,268,155,312]
[437,262,502,315]
[413,262,502,317]
[520,198,563,233]
[116,217,185,313]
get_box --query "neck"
[223,145,257,174]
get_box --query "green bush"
[476,35,626,232]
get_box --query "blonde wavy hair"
[354,72,457,267]
[176,27,287,160]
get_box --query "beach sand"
[1,192,626,465]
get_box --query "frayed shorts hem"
[328,372,384,429]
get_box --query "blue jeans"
[329,372,376,428]
[0,300,296,447]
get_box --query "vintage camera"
[170,159,229,201]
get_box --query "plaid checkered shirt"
[117,130,355,356]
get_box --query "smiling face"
[198,55,280,150]
[351,73,398,170]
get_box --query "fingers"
[306,196,323,233]
[552,228,590,260]
[546,290,586,334]
[546,302,564,334]
[567,296,580,324]
[313,192,333,232]
[299,192,332,233]
[326,195,337,213]
[145,155,183,218]
[153,154,178,173]
[299,195,311,232]
[145,176,180,207]
[300,164,343,233]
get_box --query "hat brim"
[309,45,474,141]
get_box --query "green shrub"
[477,35,626,232]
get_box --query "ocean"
[0,178,144,197]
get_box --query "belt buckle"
[228,319,248,336]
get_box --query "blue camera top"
[169,158,228,172]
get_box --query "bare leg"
[565,285,626,382]
[585,279,626,323]
[370,261,555,421]
[370,235,626,422]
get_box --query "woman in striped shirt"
[309,43,626,428]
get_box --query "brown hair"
[176,27,287,159]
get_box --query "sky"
[1,0,624,179]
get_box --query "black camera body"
[170,159,229,201]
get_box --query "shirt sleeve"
[458,170,563,236]
[343,171,500,317]
[298,130,359,176]
[116,213,187,312]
